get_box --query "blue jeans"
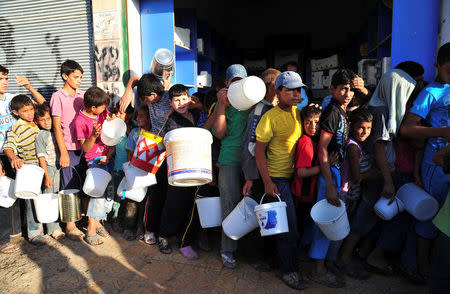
[309,165,343,261]
[85,160,114,220]
[271,177,299,273]
[25,199,61,239]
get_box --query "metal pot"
[58,189,82,223]
[150,48,174,80]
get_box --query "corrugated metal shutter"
[0,0,95,100]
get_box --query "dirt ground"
[0,227,427,294]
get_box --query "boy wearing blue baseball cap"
[255,71,309,290]
[209,64,251,269]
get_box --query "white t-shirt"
[0,93,18,153]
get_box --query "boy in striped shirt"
[3,95,48,246]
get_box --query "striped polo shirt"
[3,119,40,165]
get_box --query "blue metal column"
[391,0,440,81]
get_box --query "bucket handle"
[91,156,109,172]
[59,166,83,192]
[121,189,126,200]
[259,193,282,205]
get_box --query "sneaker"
[281,272,310,290]
[221,252,236,269]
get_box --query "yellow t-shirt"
[255,105,302,177]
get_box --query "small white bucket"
[83,158,112,197]
[34,193,59,223]
[310,199,350,241]
[123,162,157,190]
[117,177,148,202]
[164,127,213,187]
[396,183,440,221]
[196,196,222,228]
[227,76,266,111]
[15,164,44,199]
[101,118,127,146]
[254,194,289,236]
[0,176,16,208]
[222,196,259,240]
[374,196,405,221]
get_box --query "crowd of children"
[0,42,448,293]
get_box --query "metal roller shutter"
[0,0,95,99]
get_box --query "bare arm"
[374,140,395,200]
[255,140,279,196]
[400,113,450,141]
[347,144,362,183]
[15,76,45,104]
[38,157,52,188]
[202,106,218,131]
[3,149,23,169]
[119,76,140,112]
[297,166,321,178]
[318,132,341,206]
[432,145,450,167]
[212,88,229,140]
[53,116,70,168]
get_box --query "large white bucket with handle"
[164,128,213,187]
[310,199,350,241]
[117,177,148,203]
[374,196,405,221]
[0,176,16,208]
[123,162,157,190]
[34,193,59,223]
[15,164,44,199]
[254,193,289,236]
[222,196,259,240]
[196,196,222,228]
[227,76,266,111]
[83,157,112,197]
[101,118,127,146]
[396,183,440,221]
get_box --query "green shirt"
[214,105,250,166]
[433,194,450,237]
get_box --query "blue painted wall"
[391,0,440,81]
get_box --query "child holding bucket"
[156,84,201,259]
[308,69,357,288]
[399,42,450,282]
[75,87,115,246]
[34,103,65,240]
[255,71,309,290]
[123,104,151,241]
[3,95,49,245]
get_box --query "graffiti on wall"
[94,41,121,82]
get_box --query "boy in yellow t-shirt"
[255,71,309,290]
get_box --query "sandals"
[221,252,237,269]
[29,235,48,246]
[143,232,157,245]
[123,230,135,241]
[158,238,172,254]
[338,262,370,280]
[364,260,394,276]
[281,272,310,290]
[307,270,345,288]
[66,227,84,241]
[0,242,20,254]
[51,230,65,241]
[96,226,110,238]
[84,235,104,246]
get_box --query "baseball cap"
[226,64,247,81]
[274,71,307,89]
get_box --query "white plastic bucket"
[83,158,112,197]
[0,176,16,208]
[222,197,259,240]
[196,196,222,228]
[15,164,44,199]
[117,177,148,202]
[254,194,289,236]
[396,183,440,221]
[164,128,213,187]
[101,118,127,146]
[227,76,266,111]
[34,193,59,223]
[123,162,157,190]
[374,196,405,221]
[310,199,350,241]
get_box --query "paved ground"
[0,227,427,294]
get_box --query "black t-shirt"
[159,109,200,138]
[319,99,349,166]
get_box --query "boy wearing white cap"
[255,71,309,290]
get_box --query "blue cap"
[226,64,247,81]
[274,71,306,89]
